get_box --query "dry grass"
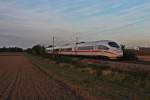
[27,54,150,100]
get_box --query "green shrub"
[26,45,47,57]
[49,56,78,64]
[122,49,138,60]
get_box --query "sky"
[0,0,150,48]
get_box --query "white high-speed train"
[46,40,123,59]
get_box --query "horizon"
[0,0,150,48]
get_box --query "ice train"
[46,40,123,59]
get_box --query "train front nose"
[113,49,123,57]
[108,49,123,59]
[116,50,123,57]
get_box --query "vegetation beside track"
[26,54,150,100]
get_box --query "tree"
[31,45,46,56]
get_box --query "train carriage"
[46,40,123,59]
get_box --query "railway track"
[56,54,150,65]
[52,54,150,72]
[102,60,150,71]
[80,58,150,72]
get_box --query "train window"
[66,48,72,51]
[61,48,72,51]
[108,42,119,48]
[98,45,109,50]
[54,49,59,51]
[78,46,93,50]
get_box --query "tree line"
[25,45,47,57]
[0,47,23,52]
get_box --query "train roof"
[46,40,118,49]
[88,40,115,44]
[77,40,116,46]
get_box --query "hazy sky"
[0,0,150,48]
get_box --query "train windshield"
[108,42,120,48]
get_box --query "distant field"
[0,53,85,100]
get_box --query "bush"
[25,48,32,54]
[50,56,78,64]
[122,49,138,60]
[26,45,47,57]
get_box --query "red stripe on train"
[56,50,117,55]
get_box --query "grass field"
[27,54,150,100]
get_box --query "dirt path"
[0,54,85,100]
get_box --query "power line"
[52,36,55,54]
